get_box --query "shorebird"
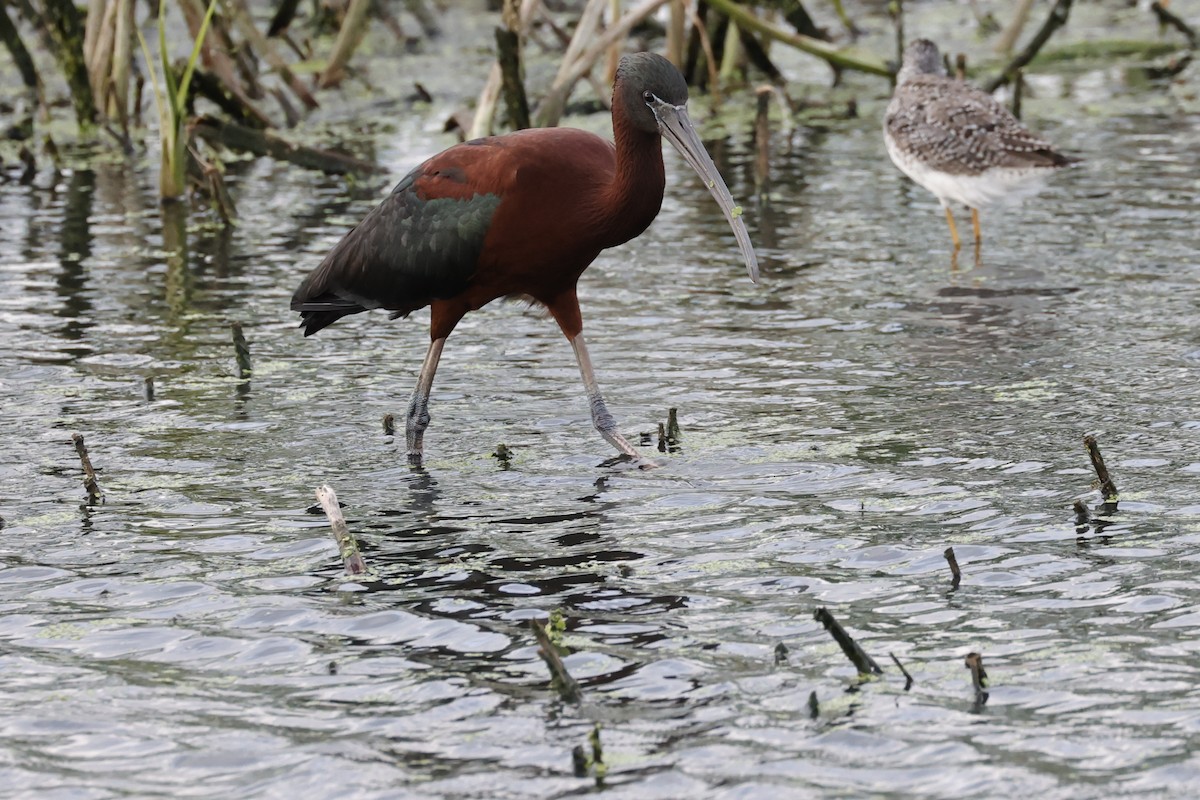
[884,39,1079,252]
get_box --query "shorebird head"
[898,39,946,84]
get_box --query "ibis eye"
[642,90,655,104]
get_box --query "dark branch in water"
[807,689,819,719]
[382,414,395,437]
[984,0,1074,92]
[530,618,580,703]
[0,2,39,92]
[889,651,914,690]
[1082,434,1119,502]
[192,115,384,175]
[1151,2,1197,49]
[71,433,103,505]
[814,607,882,676]
[944,546,962,589]
[267,0,302,37]
[231,323,252,379]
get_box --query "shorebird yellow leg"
[943,205,962,250]
[970,207,982,243]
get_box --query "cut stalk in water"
[71,433,103,504]
[315,485,367,575]
[944,546,962,588]
[754,86,771,205]
[1082,434,1119,503]
[814,607,882,676]
[530,617,581,703]
[383,414,395,437]
[964,651,989,705]
[231,322,251,378]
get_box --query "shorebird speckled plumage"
[884,39,1080,252]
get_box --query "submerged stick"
[889,652,914,690]
[657,422,667,453]
[807,689,819,719]
[530,617,581,703]
[143,376,155,402]
[1082,434,1119,502]
[754,86,771,205]
[71,433,103,504]
[315,485,367,575]
[944,546,962,588]
[382,413,395,437]
[231,322,251,378]
[814,607,882,676]
[667,407,681,442]
[964,651,989,704]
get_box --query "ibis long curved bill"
[652,100,760,284]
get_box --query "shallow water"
[2,8,1200,799]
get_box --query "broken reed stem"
[382,413,395,436]
[1082,434,1119,502]
[753,85,771,205]
[143,376,155,401]
[231,322,251,378]
[813,607,882,676]
[944,546,962,588]
[495,0,530,130]
[964,651,989,704]
[530,617,581,703]
[657,422,667,453]
[71,433,103,504]
[667,407,681,441]
[807,689,819,719]
[315,485,367,575]
[889,651,914,690]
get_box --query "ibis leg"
[569,334,655,468]
[942,203,962,250]
[970,207,982,244]
[406,336,446,464]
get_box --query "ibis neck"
[601,113,666,247]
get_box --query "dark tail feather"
[291,292,367,337]
[296,307,364,336]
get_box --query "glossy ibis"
[884,39,1079,252]
[292,52,758,467]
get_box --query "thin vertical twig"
[1083,434,1119,502]
[72,433,103,504]
[316,485,367,575]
